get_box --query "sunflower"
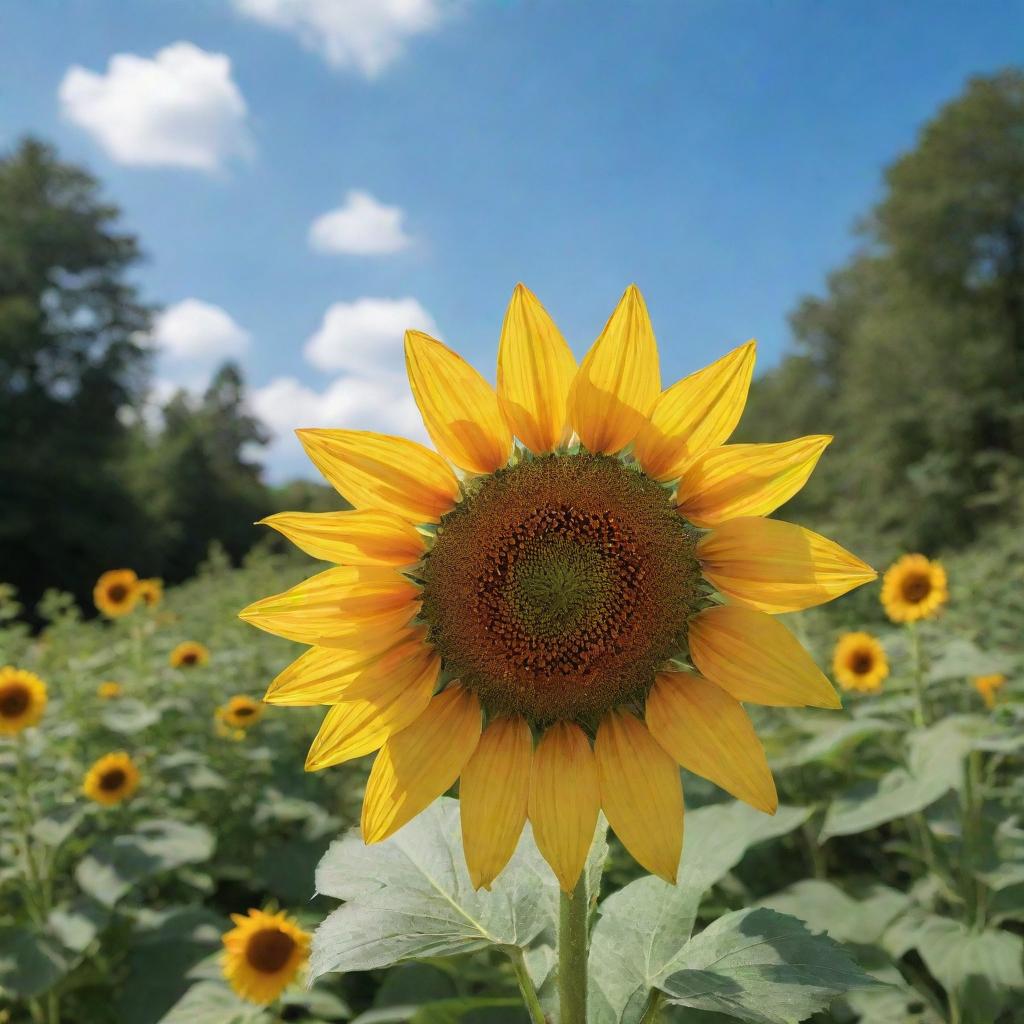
[218,695,265,729]
[137,578,164,608]
[973,673,1006,710]
[222,908,310,1005]
[881,554,948,623]
[93,569,140,618]
[169,641,210,669]
[241,284,876,891]
[0,667,48,736]
[97,681,123,699]
[82,751,140,806]
[832,632,889,692]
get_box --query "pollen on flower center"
[420,453,701,723]
[245,929,295,973]
[849,651,874,674]
[99,769,127,791]
[1,687,29,717]
[901,574,931,603]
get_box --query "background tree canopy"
[2,69,1023,615]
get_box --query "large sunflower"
[832,632,889,692]
[82,751,140,806]
[241,285,876,891]
[222,908,309,1005]
[881,553,948,623]
[0,667,48,736]
[94,569,140,618]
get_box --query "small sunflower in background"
[217,695,265,730]
[222,908,310,1005]
[832,632,889,692]
[0,667,48,736]
[97,681,123,700]
[136,578,164,609]
[974,673,1007,710]
[83,751,140,806]
[169,641,210,669]
[881,554,948,623]
[93,569,140,618]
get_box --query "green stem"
[908,622,928,728]
[639,989,665,1023]
[558,872,589,1024]
[507,948,547,1024]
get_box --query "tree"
[0,138,155,614]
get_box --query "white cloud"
[309,190,413,255]
[233,0,454,77]
[252,372,428,480]
[303,297,437,372]
[151,299,251,361]
[59,42,250,171]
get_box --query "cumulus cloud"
[232,0,454,77]
[303,297,437,372]
[309,190,413,255]
[150,299,251,362]
[59,42,250,171]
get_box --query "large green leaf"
[156,981,269,1024]
[0,925,70,998]
[350,998,524,1023]
[76,818,216,906]
[311,797,606,981]
[31,804,85,847]
[48,897,110,953]
[772,716,899,770]
[588,803,810,1024]
[659,907,879,1023]
[928,638,1013,681]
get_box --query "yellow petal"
[496,284,577,454]
[239,566,419,646]
[676,436,832,527]
[405,331,513,474]
[568,285,660,454]
[258,509,426,566]
[594,711,683,884]
[634,341,756,481]
[697,517,877,613]
[304,654,440,770]
[460,717,533,889]
[528,722,600,892]
[361,686,481,843]
[646,670,777,813]
[265,628,431,705]
[689,604,840,709]
[297,429,458,524]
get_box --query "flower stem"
[907,622,928,728]
[558,872,589,1024]
[639,989,665,1023]
[507,948,547,1024]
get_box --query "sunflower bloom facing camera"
[0,667,47,736]
[881,554,948,623]
[169,641,209,669]
[222,908,309,1005]
[832,633,889,692]
[93,569,140,618]
[218,695,265,730]
[241,284,876,892]
[974,673,1007,710]
[83,752,140,806]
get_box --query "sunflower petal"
[594,711,683,883]
[528,722,600,892]
[697,517,877,613]
[304,655,439,770]
[497,284,577,454]
[676,436,831,527]
[361,685,481,843]
[405,330,513,474]
[258,509,426,566]
[634,341,756,481]
[297,429,458,524]
[689,604,840,708]
[239,566,419,646]
[568,285,660,454]
[460,717,533,889]
[265,628,431,706]
[646,670,777,813]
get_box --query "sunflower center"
[99,768,127,792]
[181,652,197,665]
[245,928,295,973]
[0,686,29,718]
[900,573,932,603]
[234,706,255,718]
[108,584,128,603]
[849,651,874,675]
[420,453,701,723]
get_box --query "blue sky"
[2,0,1022,478]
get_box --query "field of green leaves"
[1,529,1022,1024]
